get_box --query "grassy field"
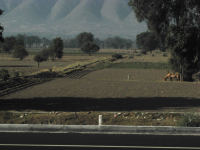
[1,49,200,126]
[106,62,170,70]
[0,54,101,76]
[27,48,127,55]
[2,68,200,99]
[1,50,200,103]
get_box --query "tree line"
[129,0,200,81]
[0,34,51,50]
[64,35,134,49]
[0,34,64,63]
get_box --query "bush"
[0,69,10,81]
[33,71,59,78]
[135,53,142,56]
[163,52,168,57]
[112,54,123,59]
[81,42,100,55]
[129,55,134,59]
[193,72,200,81]
[177,113,200,127]
[141,50,147,55]
[12,45,28,60]
[34,54,46,68]
[11,71,20,78]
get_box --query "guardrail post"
[99,115,102,126]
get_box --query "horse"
[164,72,180,81]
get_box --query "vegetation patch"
[112,53,123,60]
[106,62,171,70]
[0,69,10,81]
[0,111,182,126]
[177,113,200,127]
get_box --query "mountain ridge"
[0,0,146,39]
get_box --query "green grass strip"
[109,62,171,70]
[95,62,171,70]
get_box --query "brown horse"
[164,72,180,81]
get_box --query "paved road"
[1,132,200,150]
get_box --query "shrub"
[112,54,123,59]
[0,69,10,81]
[11,71,20,78]
[193,72,200,81]
[34,54,46,68]
[129,55,134,59]
[163,52,168,57]
[81,42,100,55]
[135,53,142,56]
[33,71,59,78]
[12,45,28,60]
[177,113,200,127]
[141,50,147,55]
[40,48,51,61]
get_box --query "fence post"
[99,115,102,126]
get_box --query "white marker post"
[128,74,130,80]
[98,115,102,126]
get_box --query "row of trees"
[0,31,100,66]
[0,33,29,60]
[1,34,134,54]
[129,0,200,81]
[64,36,134,49]
[0,34,51,50]
[34,37,64,67]
[34,33,100,67]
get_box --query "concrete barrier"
[0,124,200,135]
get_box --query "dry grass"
[0,54,100,76]
[120,52,169,63]
[0,111,182,126]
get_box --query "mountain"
[49,0,80,21]
[0,0,146,39]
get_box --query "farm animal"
[164,72,180,81]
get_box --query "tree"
[34,54,45,68]
[2,37,16,53]
[51,37,64,59]
[81,42,100,55]
[136,31,159,53]
[76,32,94,47]
[26,36,41,48]
[1,35,26,53]
[40,48,51,61]
[0,9,3,42]
[129,0,200,81]
[12,45,28,60]
[76,32,100,55]
[15,34,25,46]
[64,38,79,48]
[104,37,133,49]
[41,37,51,48]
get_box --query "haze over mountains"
[0,0,146,39]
